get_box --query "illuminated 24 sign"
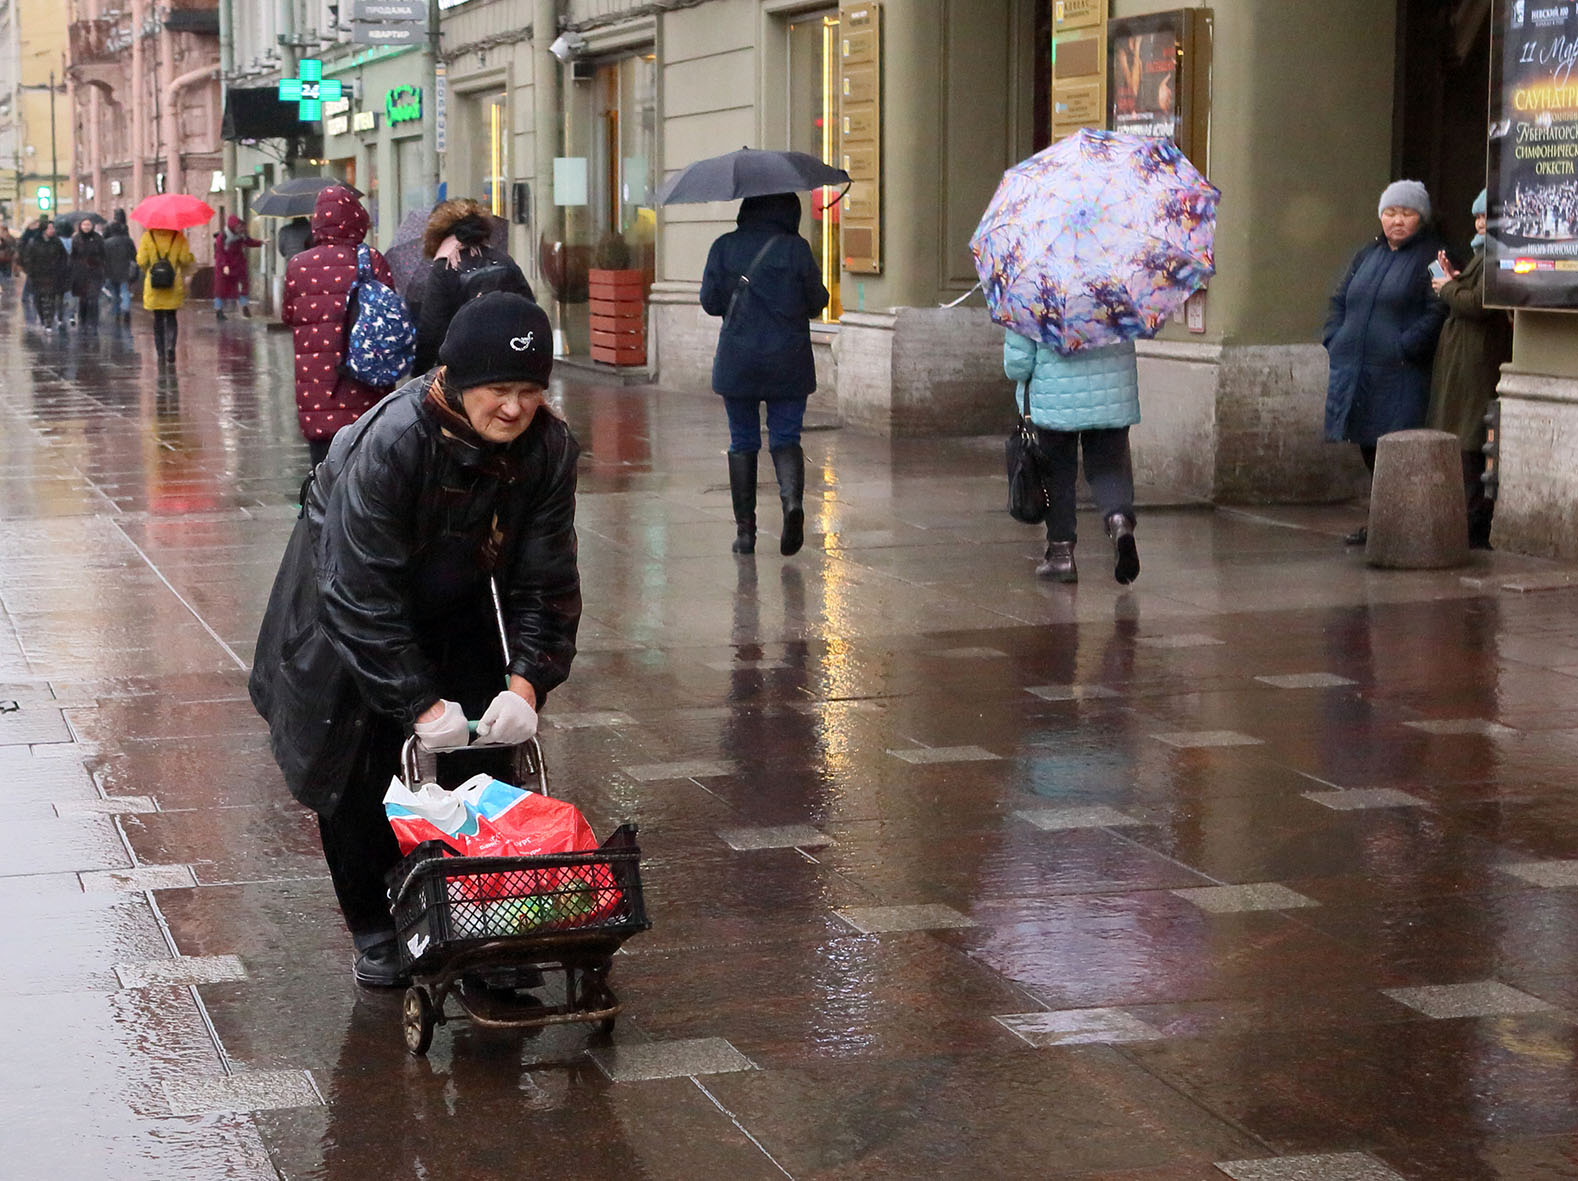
[386,86,423,124]
[280,60,343,121]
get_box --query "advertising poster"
[1108,13,1181,143]
[1487,0,1578,307]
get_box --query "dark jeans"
[724,396,807,452]
[1360,444,1378,473]
[1463,449,1493,546]
[78,293,99,328]
[152,309,178,355]
[33,290,58,327]
[1036,426,1136,544]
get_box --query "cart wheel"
[403,986,436,1056]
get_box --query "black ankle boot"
[770,443,805,556]
[727,450,757,554]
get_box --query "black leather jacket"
[249,374,581,813]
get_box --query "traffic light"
[35,185,52,212]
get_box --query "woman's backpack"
[148,239,176,290]
[342,243,416,387]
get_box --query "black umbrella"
[55,212,106,234]
[253,176,363,217]
[656,147,850,205]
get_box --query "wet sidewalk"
[5,299,1578,1179]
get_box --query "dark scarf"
[422,369,523,572]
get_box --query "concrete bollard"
[1365,429,1469,569]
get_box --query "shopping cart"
[384,734,650,1056]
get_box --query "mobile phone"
[1428,260,1447,281]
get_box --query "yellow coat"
[135,229,194,310]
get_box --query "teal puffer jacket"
[1003,330,1141,432]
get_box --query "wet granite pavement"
[4,299,1578,1180]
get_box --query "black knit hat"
[439,292,554,390]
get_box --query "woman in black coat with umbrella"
[699,192,829,556]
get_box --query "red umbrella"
[130,193,217,231]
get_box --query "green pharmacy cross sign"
[279,60,343,122]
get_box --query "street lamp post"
[19,72,65,217]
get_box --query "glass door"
[788,10,842,321]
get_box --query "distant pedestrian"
[277,216,312,262]
[135,225,195,363]
[69,218,107,331]
[412,198,534,373]
[1323,180,1448,545]
[699,192,829,556]
[1427,189,1512,550]
[101,222,137,324]
[0,224,16,282]
[22,220,67,333]
[283,184,396,466]
[1003,332,1141,584]
[213,214,262,319]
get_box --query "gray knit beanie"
[1378,180,1431,220]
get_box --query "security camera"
[549,31,587,62]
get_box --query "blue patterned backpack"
[341,243,415,387]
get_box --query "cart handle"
[399,733,550,798]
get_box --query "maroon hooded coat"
[283,186,396,442]
[213,215,262,301]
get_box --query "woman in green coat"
[1427,190,1513,549]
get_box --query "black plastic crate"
[388,824,649,970]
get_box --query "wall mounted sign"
[354,23,421,46]
[386,85,423,125]
[279,60,342,121]
[839,2,882,274]
[1106,9,1209,165]
[353,0,424,19]
[353,110,377,132]
[1052,0,1108,138]
[1486,0,1578,308]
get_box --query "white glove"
[474,689,538,745]
[413,699,469,751]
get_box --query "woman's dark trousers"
[152,309,178,360]
[1035,426,1136,543]
[33,289,57,328]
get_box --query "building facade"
[0,0,75,227]
[65,0,220,260]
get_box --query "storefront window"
[788,10,842,321]
[395,137,424,228]
[480,93,509,217]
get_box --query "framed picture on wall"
[1106,9,1209,165]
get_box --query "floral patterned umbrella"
[970,129,1219,355]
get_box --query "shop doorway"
[1394,0,1492,253]
[787,9,843,321]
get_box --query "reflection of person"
[283,185,396,466]
[1427,190,1512,550]
[1323,180,1448,545]
[413,198,534,374]
[135,225,194,362]
[212,215,263,320]
[1003,331,1141,585]
[700,192,830,557]
[249,293,581,988]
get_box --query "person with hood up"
[213,214,263,320]
[136,223,195,362]
[283,184,396,466]
[1323,179,1448,545]
[699,192,829,557]
[249,292,580,988]
[69,218,107,331]
[412,198,534,373]
[22,220,68,333]
[1427,189,1513,550]
[101,221,138,324]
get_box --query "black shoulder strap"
[724,235,783,328]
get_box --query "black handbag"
[1005,380,1050,524]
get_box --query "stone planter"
[587,268,646,366]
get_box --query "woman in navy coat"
[700,193,829,556]
[1323,180,1448,544]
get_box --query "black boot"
[770,443,805,556]
[727,450,757,554]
